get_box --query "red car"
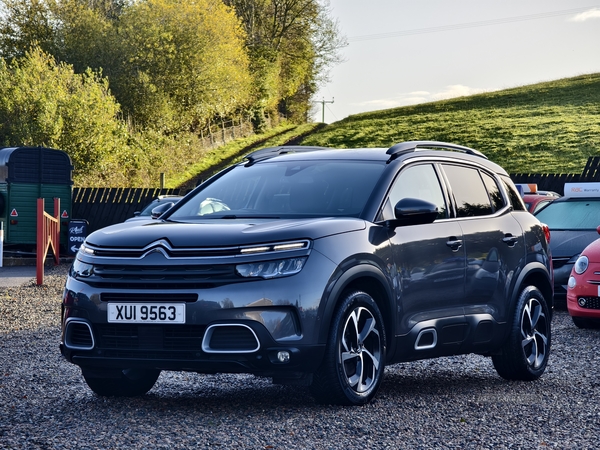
[567,226,600,328]
[523,193,560,213]
[515,184,561,213]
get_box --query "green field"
[176,73,600,187]
[299,73,600,175]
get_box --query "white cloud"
[354,85,489,111]
[430,85,487,101]
[570,8,600,22]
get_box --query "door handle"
[446,237,463,252]
[502,234,518,247]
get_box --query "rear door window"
[443,164,493,217]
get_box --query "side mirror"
[150,202,174,219]
[384,198,438,229]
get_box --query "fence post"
[36,198,61,285]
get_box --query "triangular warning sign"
[10,208,17,217]
[61,210,69,218]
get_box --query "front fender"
[317,261,395,348]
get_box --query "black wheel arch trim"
[509,261,554,319]
[317,262,395,355]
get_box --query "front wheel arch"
[318,263,394,351]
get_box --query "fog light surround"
[578,298,587,307]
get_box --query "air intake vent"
[64,319,95,350]
[202,324,260,353]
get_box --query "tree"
[103,0,253,132]
[0,0,56,60]
[223,0,345,123]
[0,47,129,184]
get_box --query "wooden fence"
[72,187,189,233]
[71,157,600,234]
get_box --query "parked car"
[514,184,560,213]
[535,183,600,307]
[125,195,183,222]
[566,228,600,328]
[523,192,561,214]
[61,141,553,406]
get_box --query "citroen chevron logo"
[142,239,173,258]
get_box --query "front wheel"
[492,286,551,380]
[82,368,161,397]
[310,291,386,405]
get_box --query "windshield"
[535,199,600,230]
[170,160,386,220]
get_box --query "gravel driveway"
[1,264,599,449]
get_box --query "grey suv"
[60,141,553,405]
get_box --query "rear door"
[441,163,525,323]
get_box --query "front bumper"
[60,251,336,376]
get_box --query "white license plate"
[107,303,185,324]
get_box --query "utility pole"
[318,98,334,123]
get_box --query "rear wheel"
[492,286,550,380]
[82,368,161,397]
[310,291,386,405]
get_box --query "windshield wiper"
[220,214,280,219]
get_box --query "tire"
[82,368,161,397]
[492,286,551,381]
[572,316,600,329]
[310,291,386,406]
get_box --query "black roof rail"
[386,141,487,161]
[245,146,329,164]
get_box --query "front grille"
[84,264,241,289]
[577,297,600,310]
[552,258,571,270]
[101,293,198,303]
[93,324,260,359]
[92,247,241,258]
[96,324,205,352]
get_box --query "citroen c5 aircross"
[61,141,553,405]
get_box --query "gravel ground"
[1,264,600,449]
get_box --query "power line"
[348,6,600,42]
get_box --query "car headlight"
[78,243,95,256]
[236,257,307,279]
[573,255,589,275]
[70,258,94,278]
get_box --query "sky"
[313,1,600,123]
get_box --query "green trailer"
[0,147,73,251]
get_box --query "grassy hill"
[171,122,324,189]
[299,73,600,175]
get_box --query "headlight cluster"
[574,255,589,275]
[236,257,306,279]
[79,243,95,256]
[70,258,94,278]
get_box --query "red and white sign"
[61,210,69,218]
[10,209,17,217]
